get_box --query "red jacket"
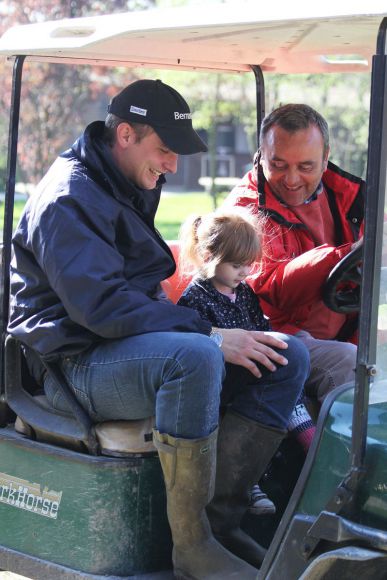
[223,160,365,340]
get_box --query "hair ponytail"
[178,214,203,276]
[178,207,264,280]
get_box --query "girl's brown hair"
[178,207,263,279]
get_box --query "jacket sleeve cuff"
[200,320,212,336]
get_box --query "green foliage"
[0,0,157,186]
[265,73,371,178]
[0,0,372,188]
[156,69,371,178]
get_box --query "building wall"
[166,122,253,191]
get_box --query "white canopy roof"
[0,2,386,73]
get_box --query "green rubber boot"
[207,411,286,568]
[153,428,258,580]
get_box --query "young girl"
[177,207,315,515]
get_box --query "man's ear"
[258,150,265,167]
[323,146,330,171]
[116,122,133,148]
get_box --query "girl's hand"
[214,328,288,378]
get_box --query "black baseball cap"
[107,79,208,155]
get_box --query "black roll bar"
[353,17,387,468]
[0,56,99,451]
[302,16,387,558]
[251,64,265,149]
[0,55,25,396]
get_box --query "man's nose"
[164,153,178,174]
[284,166,299,186]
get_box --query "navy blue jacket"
[8,121,211,360]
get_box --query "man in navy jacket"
[8,80,305,578]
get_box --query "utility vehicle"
[0,3,386,579]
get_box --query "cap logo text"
[174,112,192,120]
[130,105,147,116]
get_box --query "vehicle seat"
[5,334,156,456]
[161,240,192,303]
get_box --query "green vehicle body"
[0,432,171,576]
[0,5,386,579]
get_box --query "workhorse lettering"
[0,472,62,519]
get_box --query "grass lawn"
[2,200,26,233]
[4,192,221,241]
[156,191,220,239]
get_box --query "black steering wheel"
[322,241,363,314]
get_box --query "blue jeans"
[44,331,308,438]
[222,333,309,429]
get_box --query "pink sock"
[294,425,316,453]
[288,403,316,454]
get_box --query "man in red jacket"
[223,103,364,403]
